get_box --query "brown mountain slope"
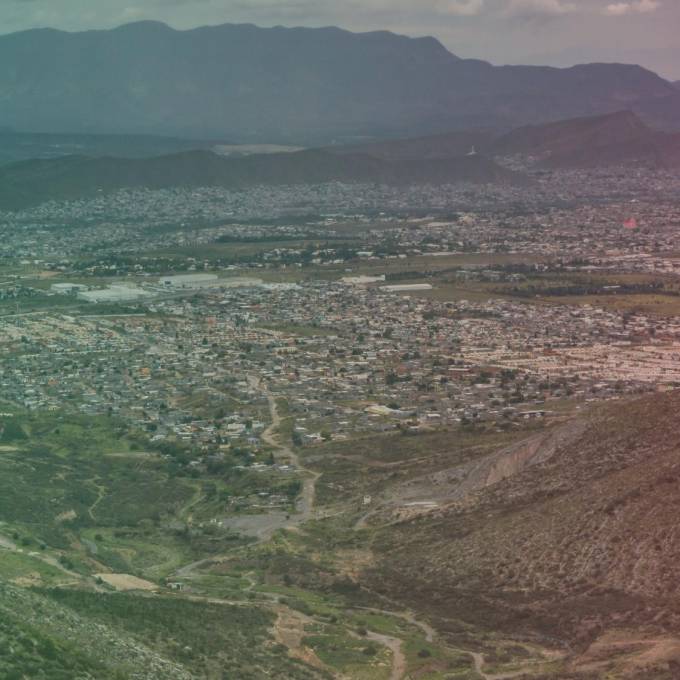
[541,132,680,169]
[364,390,680,676]
[491,110,650,157]
[341,110,680,170]
[491,110,680,169]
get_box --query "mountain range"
[3,109,679,211]
[0,148,527,211]
[2,21,680,144]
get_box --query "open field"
[147,238,360,261]
[364,269,680,319]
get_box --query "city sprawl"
[6,165,680,678]
[4,169,680,446]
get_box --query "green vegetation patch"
[303,628,392,679]
[0,552,66,587]
[43,589,323,679]
[0,611,114,680]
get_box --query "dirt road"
[0,531,96,587]
[258,383,318,521]
[366,631,406,680]
[350,605,436,643]
[174,378,318,580]
[351,604,549,680]
[471,649,557,680]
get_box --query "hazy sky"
[3,0,679,79]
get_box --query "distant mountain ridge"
[0,130,219,166]
[346,110,680,170]
[492,110,680,169]
[491,110,648,155]
[332,129,496,162]
[1,21,679,143]
[0,148,527,211]
[3,109,678,211]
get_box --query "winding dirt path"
[351,604,551,680]
[349,605,436,643]
[471,649,556,680]
[366,631,406,680]
[87,478,107,521]
[0,530,101,588]
[471,652,490,679]
[173,377,318,580]
[259,384,319,521]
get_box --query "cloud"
[435,0,485,15]
[604,0,661,15]
[503,0,577,17]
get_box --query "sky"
[3,0,679,80]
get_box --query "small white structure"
[342,275,386,286]
[50,282,88,294]
[379,283,433,292]
[77,285,151,303]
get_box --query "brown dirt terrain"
[356,391,680,678]
[575,631,680,676]
[305,423,548,519]
[273,607,329,672]
[95,573,158,591]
